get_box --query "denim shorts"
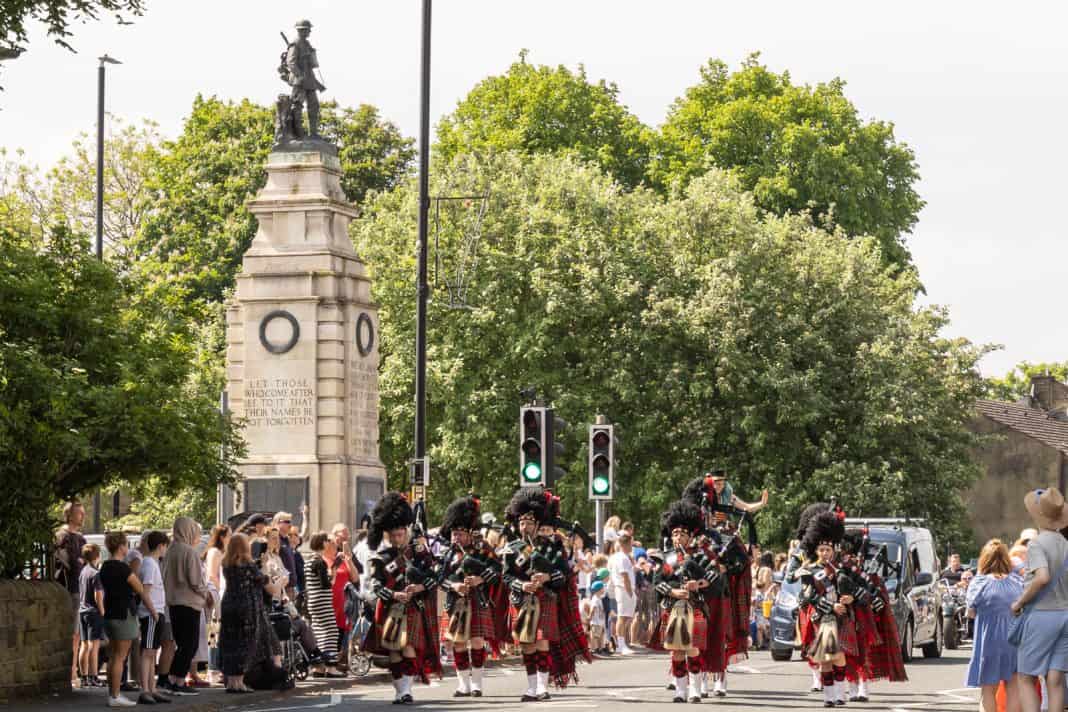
[1017,609,1068,676]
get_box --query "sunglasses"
[279,520,292,524]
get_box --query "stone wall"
[0,580,72,702]
[966,414,1063,549]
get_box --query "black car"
[769,521,943,663]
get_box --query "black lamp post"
[414,1,431,479]
[96,54,121,261]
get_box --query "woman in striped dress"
[304,532,343,677]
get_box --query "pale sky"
[2,1,1065,378]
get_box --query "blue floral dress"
[965,573,1024,687]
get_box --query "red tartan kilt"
[469,598,495,641]
[836,615,859,657]
[702,597,728,673]
[536,591,560,643]
[690,606,708,651]
[655,606,708,651]
[374,601,426,654]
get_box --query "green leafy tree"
[0,224,243,577]
[120,96,415,312]
[655,54,924,269]
[986,361,1068,402]
[352,152,986,546]
[1,0,144,53]
[1,119,161,260]
[435,52,654,190]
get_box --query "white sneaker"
[619,644,635,655]
[107,696,137,708]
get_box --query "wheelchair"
[269,608,312,682]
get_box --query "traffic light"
[546,410,567,489]
[588,423,614,500]
[520,405,567,488]
[520,406,546,486]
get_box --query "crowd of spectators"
[54,501,373,707]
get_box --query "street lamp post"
[96,54,121,261]
[414,1,431,480]
[92,54,120,531]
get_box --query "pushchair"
[343,582,373,677]
[270,606,312,681]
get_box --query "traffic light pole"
[413,0,432,476]
[595,500,604,552]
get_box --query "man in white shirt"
[608,534,637,655]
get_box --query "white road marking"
[727,664,762,674]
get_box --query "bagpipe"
[662,546,712,651]
[441,540,495,644]
[379,543,441,651]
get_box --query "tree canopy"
[1,0,143,53]
[655,54,924,268]
[435,52,654,191]
[0,224,242,576]
[352,151,985,545]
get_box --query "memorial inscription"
[244,377,316,428]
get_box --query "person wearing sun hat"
[1011,487,1068,712]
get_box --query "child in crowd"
[78,543,104,687]
[583,580,608,654]
[138,531,172,705]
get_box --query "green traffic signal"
[523,461,542,482]
[592,474,610,495]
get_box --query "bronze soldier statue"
[276,19,327,144]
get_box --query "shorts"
[80,610,105,641]
[1017,609,1068,676]
[140,613,174,650]
[603,597,617,617]
[104,613,140,642]
[616,590,637,618]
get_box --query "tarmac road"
[225,645,978,712]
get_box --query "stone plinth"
[224,149,387,533]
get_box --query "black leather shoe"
[538,692,551,701]
[673,697,686,704]
[401,694,414,704]
[521,694,539,702]
[454,691,471,698]
[472,690,482,697]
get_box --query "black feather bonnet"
[439,495,481,539]
[801,510,845,559]
[794,502,831,541]
[661,500,704,536]
[368,491,414,549]
[506,486,551,524]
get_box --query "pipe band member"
[366,492,442,705]
[438,494,502,698]
[795,508,855,708]
[653,499,728,703]
[502,487,591,702]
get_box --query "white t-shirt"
[582,595,605,627]
[608,551,635,599]
[138,556,166,617]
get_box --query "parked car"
[769,520,943,663]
